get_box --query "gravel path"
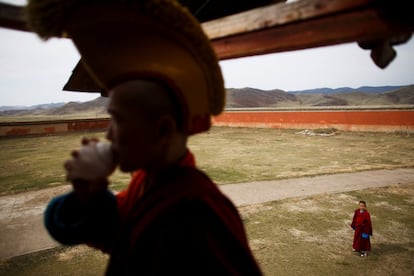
[1,167,413,260]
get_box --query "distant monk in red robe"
[350,200,373,257]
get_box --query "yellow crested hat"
[25,0,225,134]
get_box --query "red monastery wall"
[212,109,414,132]
[0,109,413,137]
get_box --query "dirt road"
[1,167,413,260]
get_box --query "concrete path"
[219,168,414,206]
[1,168,413,259]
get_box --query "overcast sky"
[1,1,414,106]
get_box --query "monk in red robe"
[27,0,262,274]
[350,200,373,257]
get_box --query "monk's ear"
[156,115,176,140]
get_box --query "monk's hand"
[64,137,117,201]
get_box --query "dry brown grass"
[0,126,413,275]
[1,127,413,195]
[241,183,414,275]
[1,184,413,275]
[190,127,414,183]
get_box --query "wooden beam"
[210,8,414,59]
[0,2,28,32]
[202,0,373,39]
[203,0,414,59]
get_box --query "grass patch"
[190,127,414,183]
[0,127,413,195]
[0,126,413,275]
[241,183,414,275]
[0,245,108,276]
[0,133,105,195]
[1,184,413,275]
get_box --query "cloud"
[0,28,97,106]
[1,12,413,106]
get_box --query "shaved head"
[106,79,188,172]
[108,80,182,130]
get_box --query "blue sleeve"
[44,190,119,247]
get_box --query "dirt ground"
[1,167,413,260]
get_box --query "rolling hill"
[226,88,298,107]
[1,85,413,118]
[226,85,414,108]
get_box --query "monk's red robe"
[351,209,373,252]
[44,150,262,275]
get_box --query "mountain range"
[0,102,66,112]
[225,85,414,108]
[1,85,413,117]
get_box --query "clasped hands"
[64,138,117,201]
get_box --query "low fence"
[0,118,111,137]
[1,108,413,137]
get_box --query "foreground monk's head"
[106,79,186,172]
[25,0,226,135]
